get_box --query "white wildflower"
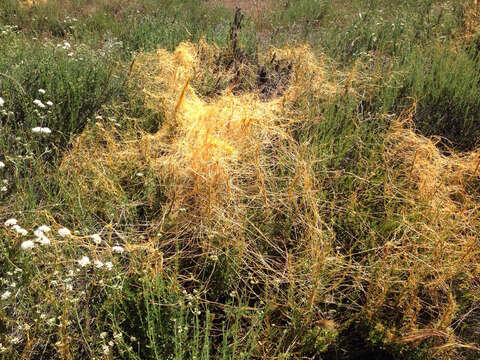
[77,256,90,267]
[37,225,51,232]
[9,336,20,345]
[0,161,4,168]
[136,172,143,177]
[46,101,53,106]
[33,99,46,108]
[33,229,44,238]
[20,240,34,250]
[100,332,108,339]
[38,89,46,94]
[0,186,6,192]
[4,218,17,226]
[90,233,102,245]
[105,262,113,271]
[32,127,51,134]
[94,260,104,268]
[62,41,71,50]
[111,246,124,254]
[37,235,51,246]
[58,227,71,237]
[67,52,73,57]
[3,179,8,185]
[0,97,4,106]
[102,344,110,355]
[1,290,11,300]
[14,226,28,236]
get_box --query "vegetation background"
[0,0,480,359]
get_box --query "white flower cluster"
[14,227,28,236]
[32,89,54,134]
[0,24,18,36]
[31,127,52,134]
[72,232,123,270]
[90,233,102,245]
[33,99,46,108]
[63,16,78,24]
[20,240,34,250]
[77,256,113,270]
[1,290,11,300]
[4,218,17,226]
[4,218,28,236]
[111,245,124,254]
[57,41,71,50]
[78,256,90,267]
[58,227,71,238]
[3,219,123,271]
[0,161,6,193]
[34,225,51,245]
[3,219,53,250]
[56,41,75,57]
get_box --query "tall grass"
[384,46,480,150]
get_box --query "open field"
[1,0,480,359]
